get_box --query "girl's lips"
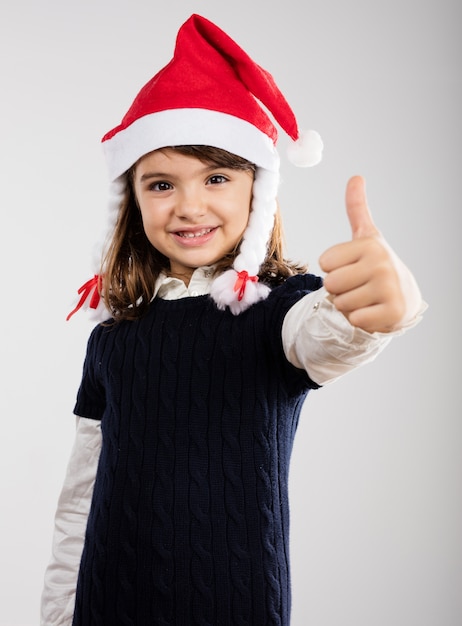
[171,226,218,247]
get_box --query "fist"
[319,176,420,334]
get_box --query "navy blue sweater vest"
[72,274,322,626]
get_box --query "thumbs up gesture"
[319,176,422,334]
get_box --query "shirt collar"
[153,266,215,301]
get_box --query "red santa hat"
[67,13,323,320]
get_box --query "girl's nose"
[175,187,206,220]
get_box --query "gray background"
[1,1,460,624]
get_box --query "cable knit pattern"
[72,274,322,626]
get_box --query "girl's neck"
[168,269,194,287]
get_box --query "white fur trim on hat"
[103,109,280,182]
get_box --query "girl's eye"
[207,175,228,185]
[149,181,172,192]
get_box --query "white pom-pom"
[210,269,270,315]
[287,129,323,167]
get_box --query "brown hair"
[100,145,307,321]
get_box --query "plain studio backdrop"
[0,1,460,625]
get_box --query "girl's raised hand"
[319,176,421,334]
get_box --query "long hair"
[101,145,307,321]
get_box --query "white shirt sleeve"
[40,416,102,626]
[282,286,426,386]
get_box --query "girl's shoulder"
[258,272,323,327]
[268,272,323,301]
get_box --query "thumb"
[346,175,379,239]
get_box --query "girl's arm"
[282,286,425,385]
[40,417,102,626]
[282,176,425,385]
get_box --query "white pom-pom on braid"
[209,269,271,315]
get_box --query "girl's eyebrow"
[139,171,171,182]
[138,164,227,183]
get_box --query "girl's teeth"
[179,228,212,238]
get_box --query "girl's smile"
[133,148,253,284]
[171,225,218,246]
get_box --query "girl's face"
[133,148,253,283]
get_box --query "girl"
[41,14,424,626]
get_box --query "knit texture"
[72,274,322,626]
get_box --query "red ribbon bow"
[233,270,258,301]
[66,275,102,321]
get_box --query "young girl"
[41,14,424,626]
